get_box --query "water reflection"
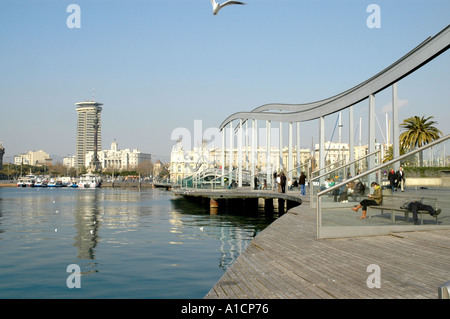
[73,191,100,260]
[170,196,273,270]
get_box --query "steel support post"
[369,94,376,184]
[288,122,293,181]
[266,120,271,187]
[392,83,400,171]
[238,119,243,187]
[349,105,355,177]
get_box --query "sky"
[0,0,449,163]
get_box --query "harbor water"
[0,187,275,299]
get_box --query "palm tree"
[383,144,406,163]
[399,116,442,166]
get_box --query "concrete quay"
[0,181,16,187]
[204,188,450,299]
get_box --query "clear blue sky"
[1,0,449,163]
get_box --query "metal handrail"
[310,158,346,178]
[309,149,381,204]
[310,149,381,182]
[209,169,239,190]
[284,162,309,176]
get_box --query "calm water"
[0,187,275,299]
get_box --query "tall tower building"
[75,100,103,169]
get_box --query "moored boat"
[68,179,78,188]
[17,175,36,187]
[77,174,102,188]
[48,178,63,187]
[34,177,48,188]
[60,177,72,187]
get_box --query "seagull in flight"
[211,0,246,15]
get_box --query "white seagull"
[211,0,246,15]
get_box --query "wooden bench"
[367,195,440,225]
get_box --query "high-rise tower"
[75,100,103,170]
[0,142,4,170]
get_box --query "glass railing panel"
[317,135,450,239]
[310,150,381,207]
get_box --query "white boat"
[35,177,43,187]
[34,176,49,187]
[77,174,102,188]
[68,182,78,188]
[17,174,36,187]
[17,178,26,187]
[48,178,63,187]
[68,179,79,188]
[60,176,72,187]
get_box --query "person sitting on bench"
[401,199,441,225]
[351,182,382,219]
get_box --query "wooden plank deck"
[205,199,450,299]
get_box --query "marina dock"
[203,190,450,299]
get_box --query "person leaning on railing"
[351,182,383,219]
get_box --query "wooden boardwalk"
[205,200,450,299]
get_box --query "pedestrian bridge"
[216,24,449,190]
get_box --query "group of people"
[253,165,439,225]
[387,166,406,194]
[351,179,441,224]
[319,175,366,203]
[254,176,267,190]
[253,171,307,195]
[273,171,306,195]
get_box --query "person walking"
[388,168,397,194]
[280,172,287,193]
[299,172,306,196]
[396,166,405,192]
[273,171,278,191]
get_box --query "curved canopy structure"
[220,24,450,130]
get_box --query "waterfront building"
[63,155,75,168]
[153,160,164,178]
[74,100,103,170]
[14,150,51,166]
[85,140,152,171]
[314,141,350,166]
